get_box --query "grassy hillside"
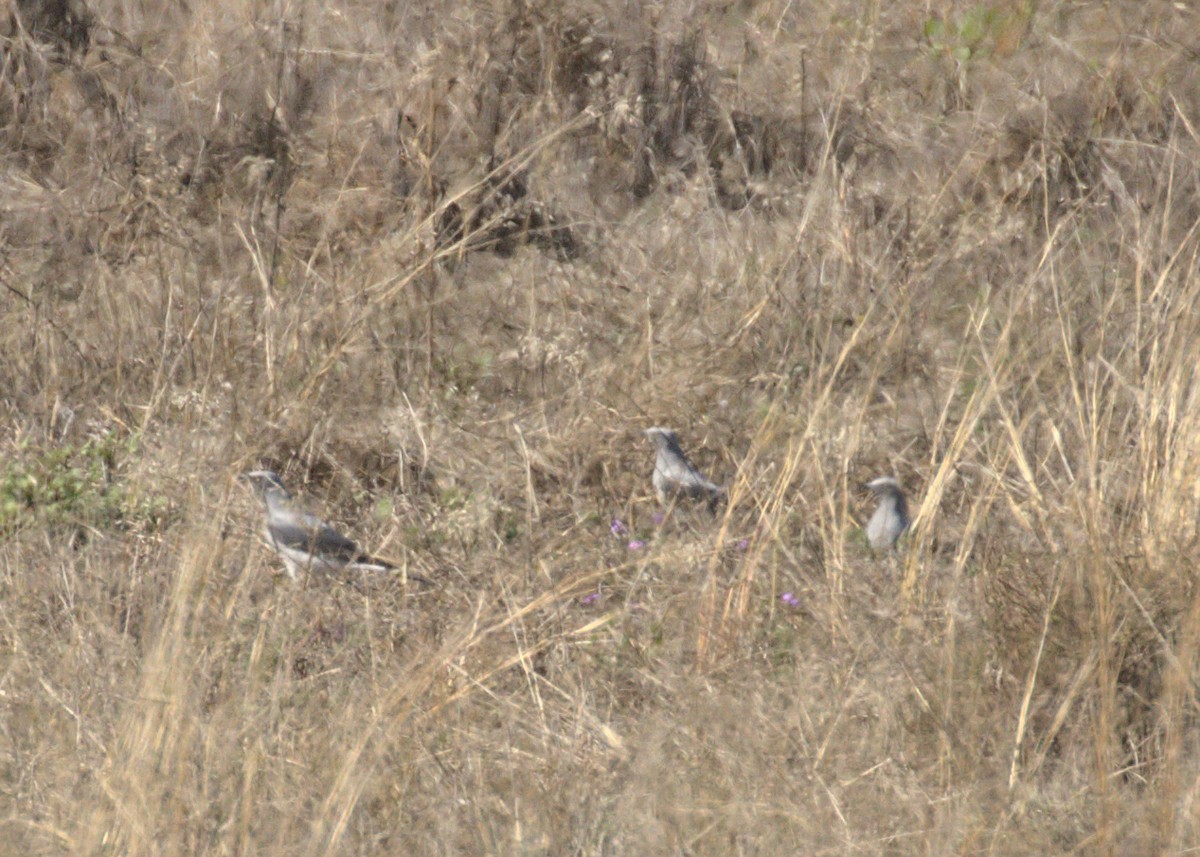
[3,0,1200,853]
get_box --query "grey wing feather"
[657,452,723,499]
[268,517,362,562]
[683,463,721,495]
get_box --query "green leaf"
[960,6,996,47]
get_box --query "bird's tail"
[350,555,433,586]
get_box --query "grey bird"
[865,476,909,551]
[644,427,725,509]
[243,470,417,581]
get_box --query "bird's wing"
[267,515,362,563]
[657,451,722,495]
[659,452,695,481]
[679,458,721,494]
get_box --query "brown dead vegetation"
[3,0,1200,854]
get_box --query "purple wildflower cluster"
[610,518,645,552]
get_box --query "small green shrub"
[924,4,1001,62]
[0,432,168,536]
[925,1,1035,62]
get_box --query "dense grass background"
[3,0,1200,853]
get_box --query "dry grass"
[3,0,1200,853]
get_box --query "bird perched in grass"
[644,427,725,510]
[865,476,909,551]
[243,470,424,582]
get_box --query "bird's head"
[243,470,292,503]
[644,427,679,450]
[865,476,903,497]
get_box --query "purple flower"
[780,592,800,608]
[581,592,601,606]
[610,518,628,536]
[627,539,646,551]
[735,538,750,551]
[651,511,665,526]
